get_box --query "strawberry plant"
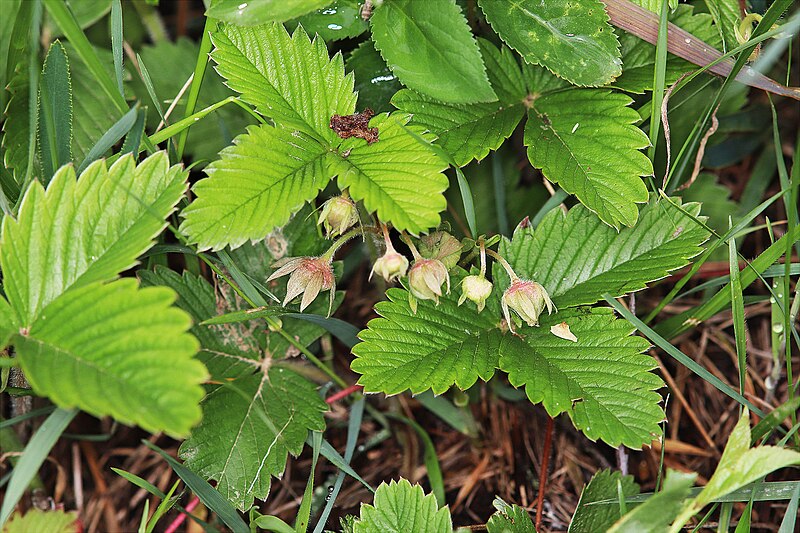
[1,0,799,531]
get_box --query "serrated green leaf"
[38,40,73,181]
[694,412,800,507]
[524,89,652,228]
[478,0,622,87]
[616,5,722,93]
[391,89,523,167]
[498,198,709,308]
[0,0,21,111]
[179,367,328,511]
[15,279,206,436]
[0,296,16,349]
[2,71,31,188]
[351,281,501,396]
[370,0,495,104]
[330,113,449,234]
[4,509,78,533]
[207,0,330,25]
[1,152,187,325]
[608,470,696,533]
[180,124,330,251]
[569,470,639,533]
[139,267,260,381]
[487,503,537,533]
[354,479,452,533]
[500,308,664,448]
[210,22,356,141]
[346,40,401,114]
[479,39,528,104]
[292,0,368,42]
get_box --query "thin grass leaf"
[120,108,147,156]
[751,397,800,445]
[110,0,123,97]
[78,105,138,172]
[200,306,284,325]
[312,398,364,533]
[415,391,479,438]
[733,495,753,533]
[386,413,446,509]
[647,0,669,159]
[777,483,800,533]
[285,314,360,349]
[176,16,212,159]
[253,516,295,533]
[143,440,249,533]
[314,437,374,493]
[604,295,764,417]
[0,407,77,527]
[0,406,56,430]
[455,167,477,238]
[598,480,800,505]
[145,480,180,533]
[728,223,747,396]
[135,52,166,123]
[294,431,322,532]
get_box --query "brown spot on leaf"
[330,108,379,144]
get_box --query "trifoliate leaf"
[354,479,453,533]
[499,308,664,448]
[499,198,708,308]
[15,279,206,436]
[3,509,78,533]
[351,280,502,396]
[330,113,449,234]
[479,39,528,104]
[391,89,523,167]
[478,0,622,87]
[608,470,696,533]
[523,88,652,228]
[0,152,188,325]
[139,267,259,381]
[569,470,639,533]
[370,0,495,104]
[487,502,537,533]
[210,23,356,141]
[207,0,330,25]
[616,5,721,93]
[180,124,330,251]
[346,40,401,114]
[179,367,328,511]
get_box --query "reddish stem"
[326,384,364,404]
[535,417,554,530]
[164,495,200,533]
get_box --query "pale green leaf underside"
[15,279,206,437]
[500,308,664,448]
[0,152,188,325]
[569,470,640,533]
[352,284,501,396]
[207,0,329,25]
[524,89,652,228]
[180,124,329,251]
[478,0,622,87]
[331,113,449,234]
[370,0,495,104]
[211,22,356,141]
[4,509,77,533]
[608,470,696,533]
[354,479,452,533]
[391,89,524,167]
[616,5,721,93]
[499,198,709,308]
[180,368,328,511]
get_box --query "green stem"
[320,226,379,262]
[400,233,423,261]
[485,248,518,281]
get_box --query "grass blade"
[386,413,446,508]
[647,0,669,160]
[294,431,322,532]
[0,407,77,526]
[143,440,249,533]
[120,108,147,156]
[110,0,124,98]
[313,437,374,493]
[751,397,800,445]
[455,167,477,238]
[777,483,800,533]
[78,104,138,173]
[728,221,747,397]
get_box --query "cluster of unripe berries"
[268,195,554,332]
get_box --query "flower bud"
[419,231,462,269]
[267,256,336,315]
[318,195,358,237]
[501,280,554,332]
[408,258,450,303]
[370,249,409,282]
[458,275,493,312]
